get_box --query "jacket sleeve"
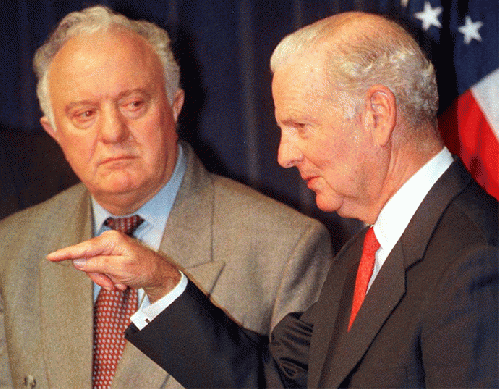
[126,281,269,388]
[126,281,313,388]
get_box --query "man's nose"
[98,106,130,143]
[277,134,303,168]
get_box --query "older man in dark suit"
[50,11,498,388]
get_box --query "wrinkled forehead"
[50,28,159,78]
[50,29,161,83]
[45,29,166,109]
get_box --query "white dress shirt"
[370,147,453,290]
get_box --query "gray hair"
[270,13,438,126]
[33,5,180,127]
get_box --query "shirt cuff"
[130,272,188,330]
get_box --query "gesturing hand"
[47,230,181,303]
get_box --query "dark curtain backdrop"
[0,0,453,251]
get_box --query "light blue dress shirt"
[91,144,187,305]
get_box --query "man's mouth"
[301,174,320,190]
[100,155,136,166]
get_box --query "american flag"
[396,0,498,199]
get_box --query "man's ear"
[171,89,185,122]
[40,117,60,143]
[363,85,396,147]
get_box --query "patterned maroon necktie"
[348,227,380,331]
[92,215,144,389]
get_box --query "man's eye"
[79,110,95,118]
[125,100,144,110]
[121,98,148,119]
[295,123,308,132]
[71,109,96,128]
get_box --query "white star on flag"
[415,1,442,30]
[458,15,483,44]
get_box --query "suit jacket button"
[24,375,36,388]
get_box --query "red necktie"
[348,227,380,331]
[92,215,144,389]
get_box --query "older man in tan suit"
[0,6,331,389]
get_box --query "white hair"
[270,13,438,126]
[33,5,180,128]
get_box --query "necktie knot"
[104,215,144,236]
[348,227,380,331]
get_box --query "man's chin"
[314,193,341,213]
[88,178,142,198]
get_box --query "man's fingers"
[114,283,128,291]
[72,254,136,290]
[72,254,124,273]
[47,244,93,262]
[46,231,180,298]
[47,231,124,262]
[88,272,116,290]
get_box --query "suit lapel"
[308,232,363,388]
[158,142,215,271]
[158,143,226,295]
[114,144,226,388]
[314,159,471,388]
[39,188,94,388]
[319,243,406,388]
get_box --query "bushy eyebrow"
[277,116,318,128]
[116,89,151,101]
[64,89,151,113]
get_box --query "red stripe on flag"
[439,90,499,200]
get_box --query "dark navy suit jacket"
[127,159,498,388]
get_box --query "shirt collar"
[92,143,187,236]
[373,147,453,257]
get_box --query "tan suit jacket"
[0,143,332,389]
